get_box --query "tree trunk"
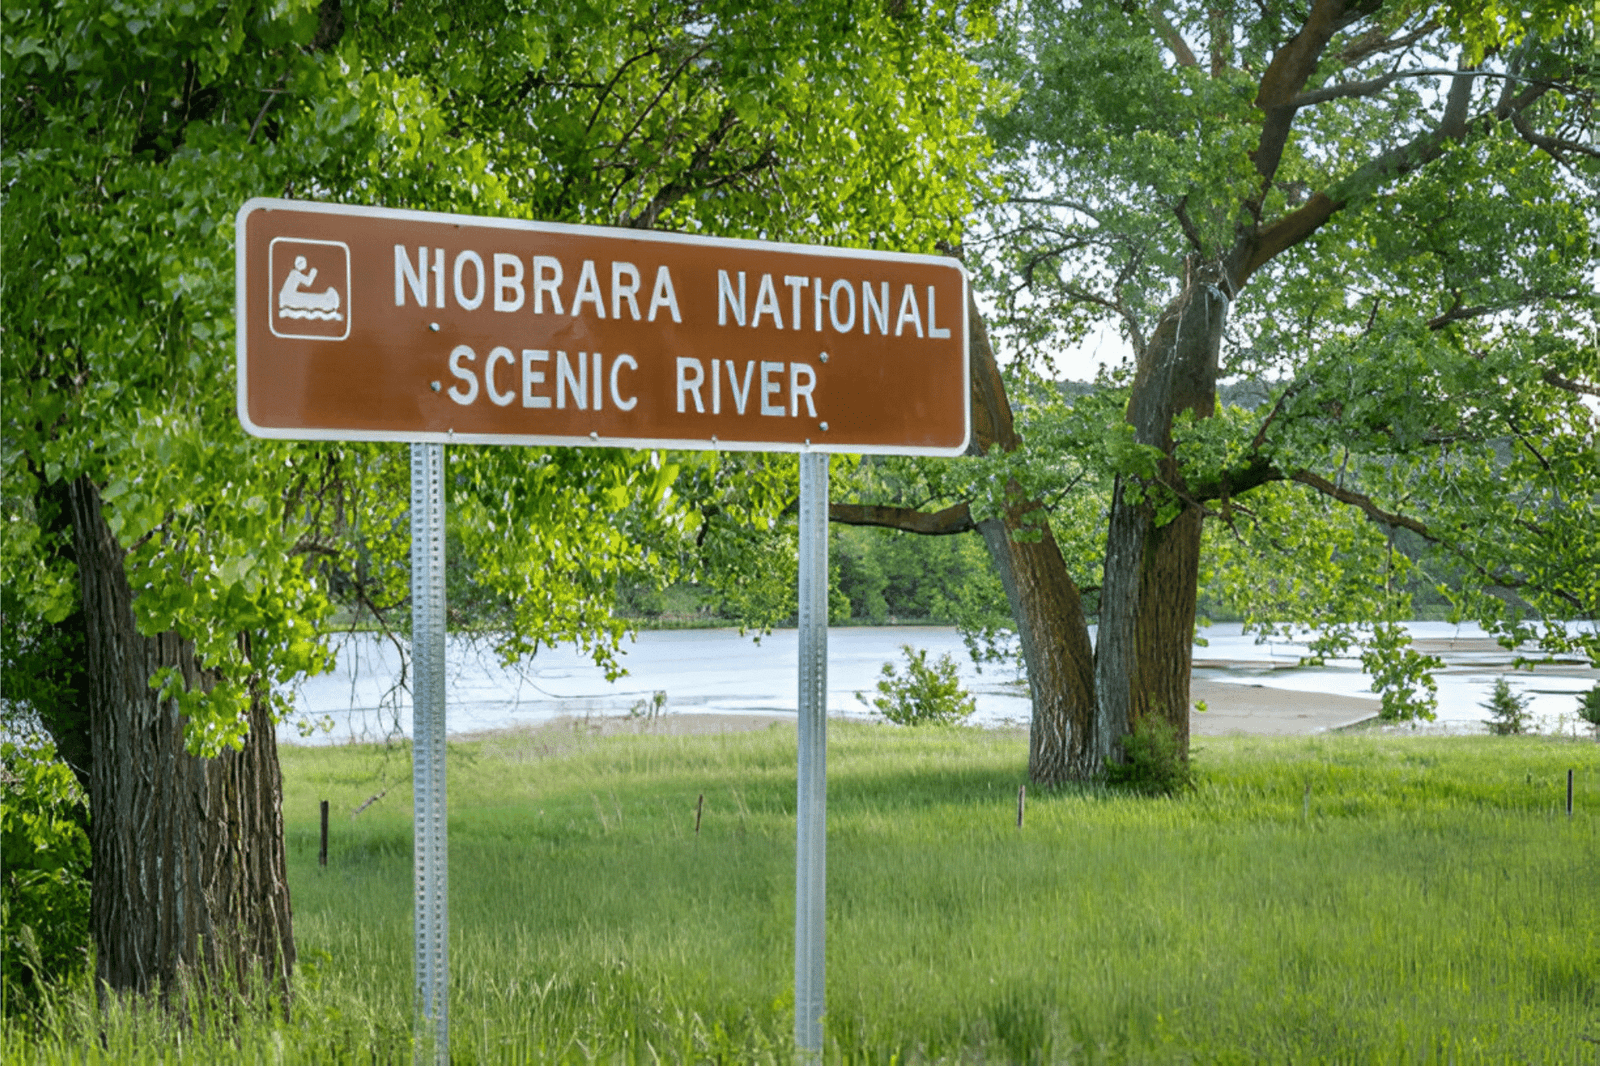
[1094,262,1227,763]
[67,476,295,999]
[977,513,1099,783]
[965,298,1099,785]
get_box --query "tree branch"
[1292,66,1548,109]
[1231,77,1553,287]
[1336,22,1440,66]
[620,107,745,229]
[1173,194,1205,254]
[1145,3,1199,67]
[1197,460,1587,613]
[246,74,290,146]
[1247,0,1362,211]
[1187,454,1280,501]
[1247,381,1302,452]
[1293,66,1446,108]
[827,501,976,535]
[1542,369,1600,397]
[1289,469,1436,540]
[1511,109,1600,163]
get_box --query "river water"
[277,621,1598,744]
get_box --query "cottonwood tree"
[835,0,1597,782]
[1,0,989,997]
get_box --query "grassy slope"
[9,726,1599,1063]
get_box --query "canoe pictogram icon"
[278,255,343,321]
[267,237,351,341]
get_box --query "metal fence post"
[795,451,829,1059]
[410,443,449,1064]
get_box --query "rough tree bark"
[963,302,1100,782]
[67,476,295,999]
[1093,262,1228,764]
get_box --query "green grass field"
[7,724,1599,1063]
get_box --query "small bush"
[1105,716,1193,796]
[858,645,976,726]
[1481,677,1534,735]
[629,690,668,721]
[1,737,91,1005]
[1576,684,1600,740]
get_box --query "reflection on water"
[278,622,1598,744]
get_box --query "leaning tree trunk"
[977,513,1098,783]
[966,299,1099,785]
[1094,261,1228,765]
[68,476,295,999]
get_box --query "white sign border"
[236,197,970,457]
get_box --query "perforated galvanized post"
[410,443,449,1064]
[794,450,828,1059]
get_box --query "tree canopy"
[831,0,1597,779]
[2,0,994,746]
[1,0,997,993]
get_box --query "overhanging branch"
[827,501,976,536]
[1543,369,1600,398]
[1289,469,1436,540]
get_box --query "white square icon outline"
[268,237,352,341]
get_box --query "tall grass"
[6,724,1597,1063]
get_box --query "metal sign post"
[794,451,829,1057]
[410,443,449,1064]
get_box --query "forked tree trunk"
[1094,262,1228,764]
[843,288,1222,783]
[68,476,295,999]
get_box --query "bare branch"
[827,501,977,536]
[246,72,291,145]
[1293,65,1456,107]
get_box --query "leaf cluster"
[0,737,91,1002]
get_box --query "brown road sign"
[236,199,968,454]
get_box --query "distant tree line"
[612,523,1008,629]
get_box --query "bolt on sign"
[236,199,969,454]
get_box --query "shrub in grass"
[1577,684,1600,740]
[859,644,976,726]
[1105,715,1194,795]
[1481,677,1534,735]
[1,737,91,1005]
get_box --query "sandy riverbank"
[457,679,1382,743]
